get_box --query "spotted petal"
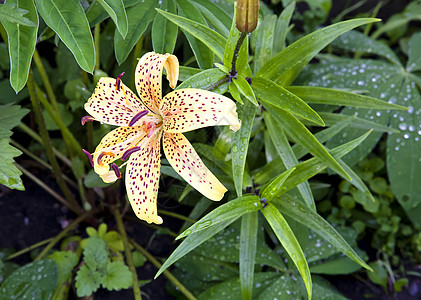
[93,126,148,175]
[161,88,241,133]
[126,132,163,224]
[85,77,156,126]
[163,132,227,201]
[135,52,179,113]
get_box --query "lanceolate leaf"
[273,1,295,53]
[240,212,258,300]
[0,3,36,26]
[233,76,258,106]
[257,18,380,85]
[253,14,277,74]
[152,0,177,54]
[191,0,232,31]
[273,193,372,271]
[262,203,312,299]
[194,2,230,38]
[3,0,38,93]
[177,68,228,93]
[156,9,227,61]
[35,0,95,73]
[96,0,128,38]
[114,0,156,64]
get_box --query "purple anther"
[81,116,94,125]
[121,146,141,161]
[260,197,268,208]
[246,77,252,85]
[128,110,149,126]
[111,163,121,179]
[82,149,94,167]
[116,72,125,90]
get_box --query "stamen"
[260,197,268,208]
[110,163,121,179]
[97,151,115,165]
[81,116,94,125]
[121,147,141,161]
[115,72,125,90]
[82,149,94,167]
[129,110,149,126]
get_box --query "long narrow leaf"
[152,0,177,54]
[240,212,258,300]
[0,3,36,26]
[3,0,38,92]
[96,0,128,37]
[262,204,312,299]
[273,193,372,271]
[257,18,380,85]
[35,0,95,73]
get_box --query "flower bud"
[236,0,260,33]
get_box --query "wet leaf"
[152,0,177,54]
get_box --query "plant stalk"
[94,24,101,71]
[230,32,247,75]
[158,209,196,223]
[113,208,142,300]
[7,237,54,260]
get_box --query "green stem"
[131,36,144,90]
[33,49,60,113]
[130,239,197,300]
[94,24,101,71]
[7,237,54,260]
[27,72,82,215]
[35,209,98,260]
[205,76,230,91]
[158,210,196,223]
[230,32,247,75]
[11,140,78,188]
[114,208,142,300]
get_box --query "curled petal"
[161,88,241,133]
[100,170,119,183]
[93,126,148,175]
[85,77,157,126]
[126,133,163,224]
[163,132,227,201]
[135,52,179,112]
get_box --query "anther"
[115,72,125,90]
[110,163,121,179]
[260,197,268,208]
[97,152,115,165]
[121,147,141,161]
[81,116,94,125]
[129,110,149,126]
[82,149,94,167]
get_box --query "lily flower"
[82,52,241,224]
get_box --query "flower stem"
[35,209,98,261]
[230,32,247,75]
[7,237,54,260]
[113,208,142,300]
[130,239,197,300]
[205,76,230,91]
[27,72,83,215]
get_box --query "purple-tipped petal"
[116,72,125,90]
[81,116,94,125]
[128,110,149,126]
[111,163,121,179]
[82,149,94,167]
[121,146,141,161]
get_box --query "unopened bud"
[236,0,260,33]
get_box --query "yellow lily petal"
[93,126,147,175]
[100,170,119,183]
[85,77,153,126]
[126,132,163,224]
[135,52,179,113]
[163,132,227,201]
[161,88,241,133]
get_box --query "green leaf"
[229,81,243,104]
[102,261,133,290]
[240,212,258,300]
[407,32,421,72]
[286,86,408,111]
[192,0,232,33]
[96,0,128,38]
[176,0,213,69]
[331,30,401,66]
[233,76,258,106]
[262,166,296,201]
[75,264,101,297]
[0,80,29,104]
[177,195,260,239]
[48,251,79,287]
[258,18,380,85]
[367,261,388,288]
[194,2,230,38]
[177,68,228,94]
[155,218,237,278]
[264,113,314,209]
[156,8,227,61]
[152,0,177,54]
[262,103,349,180]
[272,193,371,271]
[87,0,140,27]
[261,203,312,299]
[253,14,277,74]
[42,103,73,131]
[178,66,202,81]
[114,0,156,64]
[273,1,295,53]
[3,0,38,93]
[35,0,95,73]
[84,169,113,188]
[310,254,364,275]
[0,3,36,26]
[0,104,29,190]
[232,100,256,196]
[84,236,108,268]
[0,260,58,300]
[253,77,324,126]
